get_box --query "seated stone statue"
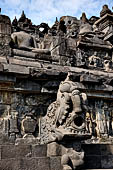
[10,31,50,58]
[11,31,37,50]
[89,52,101,68]
[104,60,112,72]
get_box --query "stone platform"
[0,144,112,170]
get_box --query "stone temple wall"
[0,144,112,170]
[0,79,56,143]
[0,4,113,170]
[0,65,113,145]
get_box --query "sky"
[0,0,113,26]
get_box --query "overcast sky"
[0,0,113,26]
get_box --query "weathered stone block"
[32,145,47,157]
[101,155,113,168]
[80,74,101,84]
[1,145,32,159]
[15,80,41,92]
[0,146,1,160]
[82,144,101,155]
[84,156,101,169]
[19,157,50,170]
[0,92,12,105]
[0,133,12,145]
[50,157,62,170]
[0,157,50,170]
[0,63,4,72]
[47,142,62,156]
[15,138,40,145]
[3,63,29,75]
[62,165,72,170]
[100,144,113,155]
[0,158,21,170]
[0,104,10,117]
[0,74,16,83]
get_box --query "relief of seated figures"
[88,51,113,71]
[88,51,101,68]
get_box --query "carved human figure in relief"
[104,60,112,72]
[89,51,100,68]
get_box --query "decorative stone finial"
[55,17,59,25]
[56,17,58,22]
[18,10,26,22]
[12,16,18,26]
[100,4,112,17]
[80,12,88,23]
[21,10,26,18]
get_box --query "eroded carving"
[41,73,91,169]
[41,73,90,143]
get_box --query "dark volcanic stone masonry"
[0,4,113,170]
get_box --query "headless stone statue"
[11,31,50,58]
[11,31,37,50]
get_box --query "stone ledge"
[0,144,47,159]
[1,145,32,159]
[82,144,113,155]
[0,157,50,170]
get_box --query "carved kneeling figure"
[61,149,84,170]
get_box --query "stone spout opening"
[74,116,83,127]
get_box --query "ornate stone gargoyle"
[41,72,91,170]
